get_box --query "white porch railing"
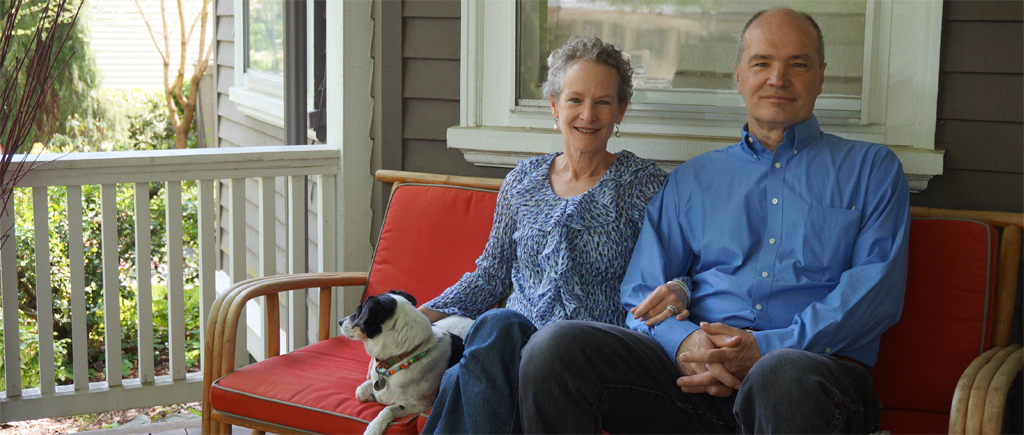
[0,145,339,422]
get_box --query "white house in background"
[87,0,211,89]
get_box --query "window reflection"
[518,0,865,102]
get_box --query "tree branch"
[132,0,166,64]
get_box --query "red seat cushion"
[879,410,950,435]
[211,337,418,434]
[364,183,498,302]
[874,219,997,432]
[211,183,499,434]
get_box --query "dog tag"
[374,376,386,391]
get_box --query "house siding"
[87,0,209,89]
[910,1,1023,214]
[213,0,322,346]
[397,2,509,182]
[923,4,1024,432]
[371,0,509,242]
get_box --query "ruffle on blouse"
[511,151,633,276]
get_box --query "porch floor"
[77,418,254,435]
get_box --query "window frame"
[230,0,320,136]
[449,0,944,191]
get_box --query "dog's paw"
[364,418,388,435]
[356,380,376,402]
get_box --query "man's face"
[735,11,826,131]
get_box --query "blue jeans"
[422,309,536,434]
[519,321,881,434]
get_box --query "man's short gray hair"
[736,8,825,67]
[541,35,634,103]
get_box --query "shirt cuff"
[751,328,796,356]
[652,319,701,361]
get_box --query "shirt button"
[761,271,769,278]
[826,347,832,353]
[755,304,763,310]
[794,150,799,155]
[747,137,753,143]
[772,198,778,205]
[774,163,781,168]
[769,238,776,244]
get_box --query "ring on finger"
[665,304,679,315]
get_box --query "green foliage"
[5,89,202,388]
[49,87,197,153]
[3,0,102,141]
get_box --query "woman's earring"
[614,123,621,138]
[554,118,560,131]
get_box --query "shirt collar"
[740,116,823,159]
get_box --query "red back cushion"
[363,183,498,304]
[874,219,998,422]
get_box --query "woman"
[418,35,681,434]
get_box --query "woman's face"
[550,61,628,155]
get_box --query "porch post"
[326,1,373,319]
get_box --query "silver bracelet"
[668,279,691,305]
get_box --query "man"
[518,8,910,434]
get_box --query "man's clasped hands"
[629,282,762,397]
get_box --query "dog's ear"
[385,289,417,307]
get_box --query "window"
[230,0,326,138]
[518,0,866,122]
[449,0,944,191]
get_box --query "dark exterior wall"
[399,1,511,180]
[373,0,511,240]
[911,0,1024,214]
[919,11,1024,424]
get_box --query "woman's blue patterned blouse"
[423,150,667,328]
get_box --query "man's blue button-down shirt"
[621,116,911,367]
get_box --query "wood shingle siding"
[911,0,1024,214]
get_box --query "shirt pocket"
[799,205,861,282]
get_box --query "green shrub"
[6,88,202,388]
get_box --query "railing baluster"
[0,146,339,422]
[259,177,278,358]
[134,182,154,383]
[101,184,121,387]
[317,175,337,337]
[166,181,185,380]
[67,186,87,390]
[32,187,54,393]
[2,194,21,396]
[287,176,306,351]
[198,179,215,370]
[229,178,247,368]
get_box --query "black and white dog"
[339,290,470,435]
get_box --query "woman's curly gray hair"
[541,36,634,104]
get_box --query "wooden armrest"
[982,348,1023,434]
[201,272,368,435]
[965,344,1022,434]
[950,347,1002,434]
[375,169,503,191]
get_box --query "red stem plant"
[0,0,81,248]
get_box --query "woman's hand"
[630,281,690,326]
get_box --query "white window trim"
[229,0,318,140]
[449,0,945,192]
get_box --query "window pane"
[248,0,283,76]
[519,0,865,102]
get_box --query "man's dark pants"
[519,321,881,434]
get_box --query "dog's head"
[339,290,432,360]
